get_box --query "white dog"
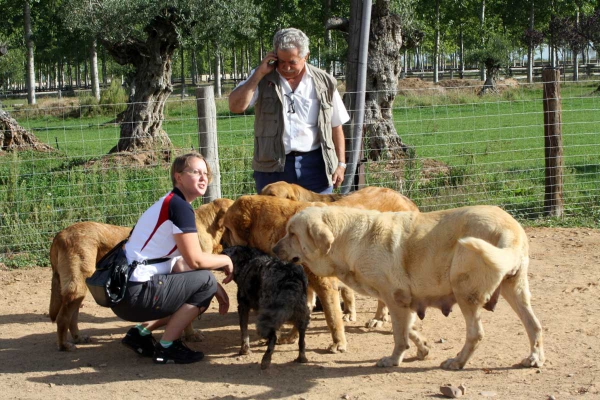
[273,205,545,369]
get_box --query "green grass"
[1,81,599,268]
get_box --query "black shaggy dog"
[222,245,310,369]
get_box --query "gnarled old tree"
[64,0,257,155]
[100,11,180,153]
[328,0,407,161]
[468,34,510,95]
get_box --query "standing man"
[229,28,350,194]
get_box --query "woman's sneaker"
[121,327,156,357]
[153,340,204,364]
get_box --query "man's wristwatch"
[338,162,347,169]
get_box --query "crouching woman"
[112,152,234,364]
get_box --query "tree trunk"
[84,57,88,88]
[90,40,100,101]
[246,46,251,77]
[67,60,72,88]
[101,47,107,86]
[479,0,486,82]
[459,27,465,79]
[232,45,238,81]
[433,0,440,84]
[191,49,198,86]
[324,0,334,74]
[58,59,64,90]
[76,58,80,89]
[344,0,406,161]
[24,0,36,105]
[101,14,180,153]
[527,2,534,84]
[180,45,186,99]
[401,48,407,79]
[479,65,499,95]
[214,43,222,98]
[573,9,580,82]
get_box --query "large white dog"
[273,205,545,369]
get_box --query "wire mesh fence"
[1,76,599,267]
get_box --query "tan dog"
[273,205,545,370]
[262,182,419,327]
[261,181,343,202]
[222,191,424,354]
[261,181,418,212]
[49,198,233,351]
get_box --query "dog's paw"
[376,356,399,367]
[365,318,385,329]
[295,354,308,364]
[441,357,465,370]
[260,354,272,370]
[521,354,544,368]
[239,344,251,355]
[342,312,356,322]
[327,342,347,353]
[72,335,92,344]
[58,342,77,352]
[416,343,430,360]
[183,329,205,343]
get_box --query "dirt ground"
[1,226,599,400]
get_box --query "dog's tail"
[457,237,522,274]
[49,267,62,322]
[49,240,62,321]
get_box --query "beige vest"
[252,64,339,187]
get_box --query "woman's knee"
[204,272,218,296]
[185,270,217,307]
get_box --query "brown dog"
[261,181,343,202]
[49,198,233,351]
[222,190,424,354]
[261,182,419,327]
[273,205,545,369]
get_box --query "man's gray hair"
[273,28,310,58]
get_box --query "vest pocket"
[318,97,334,149]
[255,94,282,163]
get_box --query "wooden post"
[196,86,221,202]
[542,68,564,217]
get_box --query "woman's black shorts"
[112,269,217,322]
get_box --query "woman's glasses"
[182,169,210,179]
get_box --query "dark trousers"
[112,270,217,322]
[254,148,332,194]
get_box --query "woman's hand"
[215,283,230,315]
[221,255,234,284]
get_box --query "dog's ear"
[305,216,334,255]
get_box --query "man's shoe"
[121,327,156,357]
[153,340,204,364]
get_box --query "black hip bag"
[86,238,170,307]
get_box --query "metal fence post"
[542,67,564,217]
[196,85,221,202]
